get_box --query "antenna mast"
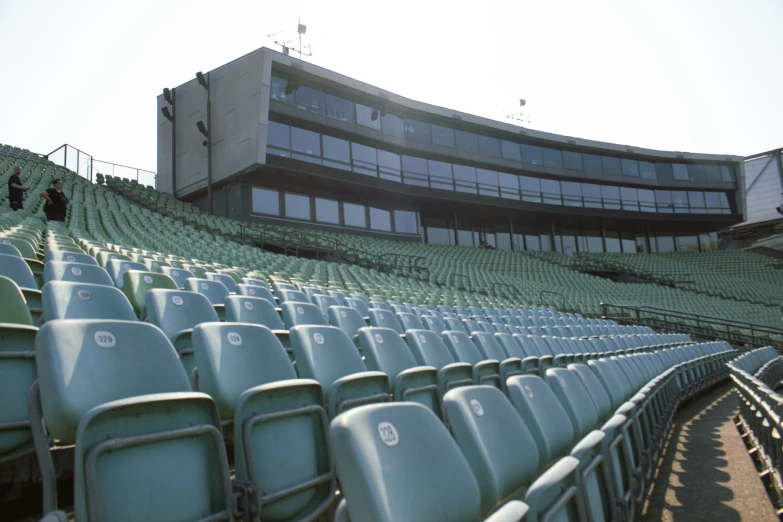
[269,19,313,60]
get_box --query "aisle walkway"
[641,383,778,522]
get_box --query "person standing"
[41,178,69,222]
[7,166,29,211]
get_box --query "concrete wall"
[157,48,272,198]
[744,151,783,224]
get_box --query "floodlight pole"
[197,72,213,214]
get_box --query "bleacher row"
[0,212,739,522]
[729,347,783,509]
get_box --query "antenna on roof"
[504,97,531,126]
[270,18,313,60]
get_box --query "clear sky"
[0,0,780,174]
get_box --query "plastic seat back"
[0,253,37,289]
[472,331,510,361]
[545,368,599,439]
[444,386,540,516]
[422,315,447,335]
[405,329,457,369]
[43,261,113,286]
[205,272,238,293]
[160,267,195,289]
[44,251,95,265]
[185,278,229,306]
[369,308,403,334]
[236,283,277,304]
[42,281,137,321]
[145,289,219,344]
[279,289,309,304]
[397,312,424,330]
[123,270,178,318]
[346,297,370,318]
[224,296,285,329]
[313,294,339,318]
[442,331,485,365]
[328,306,366,340]
[282,301,328,327]
[106,259,146,290]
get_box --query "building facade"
[157,47,745,254]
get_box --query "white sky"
[0,0,780,173]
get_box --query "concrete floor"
[641,383,779,522]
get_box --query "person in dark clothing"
[8,166,29,210]
[41,178,69,222]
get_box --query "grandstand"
[1,49,783,522]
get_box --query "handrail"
[447,274,472,292]
[539,290,566,310]
[601,302,783,350]
[492,283,523,300]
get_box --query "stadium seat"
[43,260,113,286]
[405,329,474,394]
[122,270,178,318]
[42,281,137,321]
[186,277,229,319]
[282,301,328,328]
[159,267,194,289]
[105,259,147,290]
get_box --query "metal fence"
[46,144,156,188]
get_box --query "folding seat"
[290,325,389,417]
[454,305,471,316]
[236,283,277,305]
[370,299,393,312]
[345,297,370,320]
[282,301,328,328]
[43,251,95,265]
[279,289,309,304]
[185,277,229,319]
[182,264,208,279]
[30,319,235,520]
[43,261,113,287]
[477,321,496,334]
[0,276,38,465]
[443,386,540,516]
[328,290,347,305]
[240,277,270,289]
[329,402,529,522]
[463,318,481,333]
[145,288,220,374]
[0,253,42,321]
[397,312,425,330]
[122,270,178,318]
[95,250,132,268]
[422,315,447,335]
[514,335,554,374]
[405,329,474,395]
[442,331,503,389]
[159,266,194,289]
[302,286,326,303]
[437,304,453,314]
[0,242,23,258]
[328,305,368,346]
[223,294,290,344]
[105,259,146,290]
[471,331,524,391]
[42,281,137,322]
[190,322,336,520]
[205,272,238,293]
[313,293,339,319]
[369,308,404,335]
[357,327,442,418]
[143,258,172,273]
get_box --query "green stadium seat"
[405,329,474,395]
[43,261,113,286]
[42,281,137,321]
[44,251,95,265]
[159,267,194,289]
[282,301,328,328]
[185,278,229,319]
[106,259,147,290]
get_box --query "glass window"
[656,235,675,252]
[655,163,674,181]
[322,135,351,170]
[601,185,621,210]
[539,231,551,251]
[369,208,391,231]
[672,164,689,181]
[704,165,721,182]
[498,173,520,200]
[266,121,290,154]
[677,234,699,251]
[720,165,733,182]
[521,144,544,166]
[583,154,603,174]
[381,113,405,139]
[671,191,689,214]
[688,164,706,182]
[326,94,355,123]
[686,191,705,213]
[700,231,719,251]
[563,151,583,171]
[351,143,377,177]
[719,193,731,214]
[455,130,480,154]
[542,148,563,169]
[252,187,279,215]
[427,160,453,191]
[270,76,294,105]
[581,183,602,208]
[541,179,561,205]
[621,159,639,177]
[621,187,639,211]
[394,210,419,234]
[620,233,636,253]
[602,156,622,176]
[356,103,381,130]
[402,155,429,187]
[457,227,473,247]
[432,125,455,148]
[424,219,454,245]
[478,135,502,158]
[501,140,522,161]
[655,190,673,213]
[520,176,541,203]
[636,235,649,253]
[290,127,321,162]
[315,198,339,224]
[453,165,477,194]
[495,224,511,251]
[560,230,578,255]
[285,193,310,220]
[404,119,431,145]
[525,233,540,251]
[343,203,366,228]
[377,150,401,182]
[561,182,582,207]
[294,85,325,115]
[637,189,656,212]
[477,169,499,197]
[704,192,721,214]
[639,161,656,179]
[603,231,619,253]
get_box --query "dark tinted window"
[638,189,656,212]
[672,164,689,181]
[688,191,706,213]
[270,76,294,104]
[542,148,563,169]
[655,190,673,213]
[501,140,521,161]
[404,119,431,145]
[541,179,561,205]
[370,207,392,231]
[561,181,582,207]
[621,159,639,177]
[621,187,639,211]
[704,192,721,214]
[285,193,311,220]
[720,166,733,182]
[688,164,706,182]
[522,144,543,166]
[477,169,499,197]
[671,191,689,213]
[290,127,321,160]
[343,203,366,228]
[394,210,419,234]
[402,155,429,187]
[453,165,477,194]
[601,186,621,210]
[381,113,404,139]
[581,183,602,208]
[704,165,721,182]
[498,173,520,200]
[267,121,290,152]
[294,86,325,115]
[428,160,453,191]
[432,125,455,148]
[351,143,377,176]
[252,187,279,215]
[315,198,339,224]
[377,150,401,182]
[326,94,355,123]
[322,135,350,169]
[455,130,480,154]
[563,151,583,171]
[639,161,656,179]
[520,176,541,203]
[583,154,603,174]
[602,156,622,176]
[478,135,502,158]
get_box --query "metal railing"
[47,144,156,188]
[601,302,783,350]
[539,290,566,310]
